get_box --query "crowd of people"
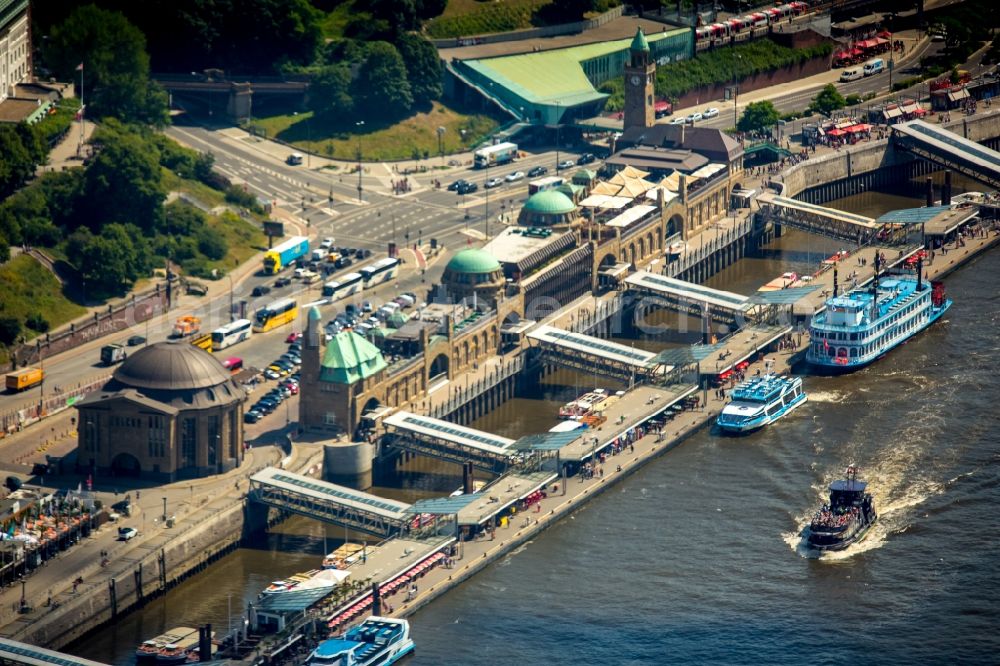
[812,504,861,529]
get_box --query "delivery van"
[6,367,44,392]
[863,58,885,77]
[840,68,863,82]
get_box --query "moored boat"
[262,568,349,595]
[805,465,877,552]
[135,628,198,663]
[559,389,609,419]
[806,255,950,372]
[307,616,415,666]
[758,271,798,292]
[716,371,806,433]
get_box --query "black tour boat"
[806,465,877,551]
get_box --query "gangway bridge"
[383,411,519,475]
[893,119,1000,189]
[756,192,881,244]
[249,468,412,538]
[0,637,111,666]
[624,270,762,326]
[526,325,672,384]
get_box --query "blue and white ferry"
[307,616,414,666]
[716,373,807,433]
[806,259,951,372]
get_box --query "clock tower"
[623,27,655,132]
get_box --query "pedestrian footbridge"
[0,638,110,666]
[526,325,671,383]
[624,270,761,325]
[383,411,519,475]
[756,192,881,244]
[249,468,412,538]
[893,119,1000,189]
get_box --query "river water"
[69,179,1000,665]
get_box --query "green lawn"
[425,0,548,39]
[250,101,502,162]
[0,254,87,354]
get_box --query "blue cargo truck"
[263,236,309,274]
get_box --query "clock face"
[630,75,641,85]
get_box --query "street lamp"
[162,496,167,522]
[437,126,446,164]
[355,121,365,203]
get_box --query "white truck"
[474,142,518,169]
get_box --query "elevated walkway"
[756,192,880,244]
[526,324,671,383]
[893,119,1000,189]
[624,270,760,325]
[0,637,110,666]
[249,468,412,538]
[383,411,518,475]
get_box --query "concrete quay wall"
[14,501,247,649]
[782,112,1000,203]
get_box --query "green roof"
[464,28,687,106]
[446,249,501,274]
[556,183,583,198]
[572,168,597,183]
[523,189,576,215]
[631,27,650,53]
[319,331,387,384]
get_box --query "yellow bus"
[190,333,214,352]
[253,297,298,333]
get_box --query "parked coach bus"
[360,258,399,289]
[253,298,299,333]
[212,318,253,351]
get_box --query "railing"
[666,218,754,278]
[429,354,525,420]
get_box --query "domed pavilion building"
[75,341,246,481]
[440,248,505,306]
[517,189,580,229]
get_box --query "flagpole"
[77,63,84,156]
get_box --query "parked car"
[252,285,271,297]
[118,527,138,541]
[670,117,686,125]
[505,171,525,182]
[702,107,720,119]
[577,153,596,165]
[286,331,302,343]
[126,335,146,346]
[686,112,703,124]
[527,165,548,177]
[263,368,281,380]
[557,160,576,170]
[244,410,263,424]
[362,300,374,313]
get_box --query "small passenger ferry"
[806,256,950,372]
[805,465,877,552]
[558,389,624,420]
[262,568,347,595]
[716,371,806,433]
[306,616,415,666]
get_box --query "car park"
[527,165,548,177]
[252,285,271,297]
[118,527,138,541]
[484,177,503,188]
[505,171,525,182]
[127,335,146,346]
[557,160,576,170]
[577,153,596,165]
[244,410,263,424]
[702,107,720,119]
[267,364,289,377]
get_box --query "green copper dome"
[630,27,650,53]
[446,249,502,274]
[523,189,576,215]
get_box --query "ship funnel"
[832,266,838,298]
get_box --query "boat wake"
[806,390,848,404]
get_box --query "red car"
[285,332,302,343]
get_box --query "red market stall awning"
[850,47,865,55]
[845,124,872,133]
[826,128,847,137]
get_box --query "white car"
[703,107,720,119]
[505,171,525,182]
[118,527,138,541]
[320,237,334,249]
[670,117,686,125]
[686,112,703,124]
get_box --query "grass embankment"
[601,39,835,111]
[0,255,87,362]
[425,0,547,39]
[251,101,501,162]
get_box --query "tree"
[67,223,152,295]
[197,227,228,260]
[0,316,21,346]
[352,42,413,120]
[84,125,166,232]
[43,5,167,124]
[737,100,780,133]
[808,84,847,116]
[0,125,39,199]
[309,64,354,116]
[397,34,442,106]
